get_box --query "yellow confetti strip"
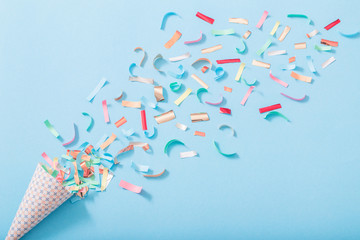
[101,167,109,191]
[235,63,245,81]
[174,88,192,106]
[270,21,280,36]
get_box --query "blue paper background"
[1,0,360,239]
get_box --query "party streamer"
[287,14,312,24]
[270,21,280,36]
[184,31,203,44]
[197,88,208,103]
[214,67,225,80]
[201,44,222,54]
[269,71,289,87]
[241,86,255,106]
[216,59,240,64]
[264,111,290,122]
[62,124,77,147]
[219,107,231,114]
[143,169,166,178]
[141,110,147,130]
[191,74,209,89]
[86,78,107,102]
[119,180,142,193]
[81,112,94,132]
[134,47,146,67]
[205,95,223,105]
[218,124,235,136]
[211,28,235,36]
[102,100,110,123]
[164,139,185,155]
[44,120,60,138]
[290,71,312,83]
[160,12,180,30]
[324,19,340,30]
[129,76,154,84]
[169,52,191,62]
[170,82,182,92]
[168,65,185,79]
[256,39,272,55]
[164,31,182,49]
[280,93,306,101]
[306,56,317,73]
[235,63,245,81]
[259,104,282,113]
[196,12,214,24]
[174,88,192,106]
[236,39,247,54]
[256,10,268,28]
[129,63,137,77]
[214,141,237,157]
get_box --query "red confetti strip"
[259,104,282,113]
[141,110,147,131]
[321,39,338,47]
[216,59,241,64]
[220,107,231,115]
[324,19,340,30]
[201,66,209,73]
[196,12,214,24]
[289,56,296,63]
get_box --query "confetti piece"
[86,78,107,102]
[241,86,255,106]
[164,31,182,49]
[256,10,268,29]
[191,74,209,89]
[321,39,338,47]
[256,39,272,55]
[235,62,245,81]
[196,12,214,24]
[315,44,332,52]
[114,91,123,101]
[192,58,212,70]
[216,59,240,64]
[160,12,181,30]
[201,44,222,54]
[243,30,251,39]
[201,66,209,73]
[144,127,157,139]
[220,107,231,115]
[236,39,247,54]
[134,47,146,67]
[169,52,191,62]
[270,21,280,36]
[153,54,165,73]
[268,50,287,56]
[289,56,296,63]
[184,31,203,44]
[224,86,232,92]
[324,19,340,30]
[154,86,164,102]
[95,135,107,150]
[168,64,185,79]
[141,96,157,109]
[294,42,306,49]
[278,26,291,42]
[290,71,312,83]
[194,131,205,137]
[62,124,77,147]
[41,152,54,167]
[129,142,150,151]
[140,110,147,130]
[269,71,289,88]
[102,100,110,123]
[306,56,317,73]
[122,100,141,108]
[218,124,235,136]
[176,123,188,131]
[214,67,225,80]
[81,112,94,132]
[321,56,336,69]
[280,93,306,101]
[214,141,236,157]
[205,95,223,105]
[190,113,209,123]
[259,104,282,113]
[129,76,154,85]
[119,180,142,193]
[143,169,166,178]
[180,151,198,158]
[100,133,116,150]
[154,110,176,124]
[164,139,185,155]
[242,78,257,86]
[131,161,149,173]
[211,28,235,36]
[100,168,108,191]
[129,63,137,77]
[197,88,208,103]
[306,29,319,38]
[339,31,360,38]
[229,18,248,24]
[174,88,192,105]
[170,82,182,92]
[252,60,270,69]
[44,120,60,138]
[281,63,296,70]
[287,14,312,24]
[117,145,134,155]
[264,111,290,122]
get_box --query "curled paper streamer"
[201,66,209,73]
[264,111,290,122]
[321,56,336,69]
[143,169,166,178]
[241,86,255,106]
[153,54,165,73]
[321,39,338,47]
[180,151,198,158]
[129,142,150,151]
[278,26,291,42]
[290,71,312,83]
[214,141,236,157]
[122,100,141,108]
[192,58,212,70]
[339,31,360,38]
[214,67,225,80]
[287,14,312,24]
[164,31,182,49]
[205,95,223,105]
[141,110,147,130]
[268,50,286,56]
[86,77,107,102]
[114,91,123,101]
[82,112,94,132]
[218,124,235,136]
[229,18,248,24]
[243,30,251,39]
[259,104,282,113]
[115,117,127,128]
[280,93,306,101]
[211,28,235,36]
[160,12,180,30]
[196,12,214,24]
[190,112,209,123]
[256,39,272,55]
[154,110,176,124]
[134,47,146,67]
[194,131,205,137]
[144,127,157,139]
[216,59,240,64]
[191,74,208,89]
[141,96,157,109]
[242,78,257,86]
[235,63,245,81]
[131,161,149,173]
[168,64,185,79]
[100,133,117,150]
[119,180,142,193]
[306,56,317,73]
[62,124,77,147]
[176,122,188,131]
[197,88,208,103]
[256,10,268,28]
[170,82,182,92]
[324,19,340,30]
[252,60,270,69]
[154,86,165,102]
[236,39,247,54]
[129,63,137,77]
[269,71,288,88]
[174,88,192,106]
[117,144,134,156]
[294,42,307,49]
[164,139,185,155]
[315,45,332,51]
[44,120,60,138]
[220,107,231,115]
[102,100,110,123]
[169,52,191,62]
[270,21,280,36]
[201,44,222,54]
[306,29,319,38]
[129,76,154,85]
[184,31,203,44]
[224,86,232,92]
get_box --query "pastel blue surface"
[1,0,360,239]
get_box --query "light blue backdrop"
[1,0,360,239]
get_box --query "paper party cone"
[6,163,73,240]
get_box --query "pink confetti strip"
[102,100,110,123]
[256,10,268,28]
[184,31,203,44]
[269,71,288,88]
[216,59,241,64]
[62,123,76,147]
[41,152,54,167]
[119,180,142,193]
[324,19,340,30]
[196,12,214,24]
[219,107,231,114]
[205,95,223,105]
[280,93,306,101]
[241,86,255,106]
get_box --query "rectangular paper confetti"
[243,30,251,39]
[252,60,270,69]
[241,86,255,106]
[259,104,282,113]
[102,100,110,123]
[191,74,209,89]
[190,113,209,123]
[154,110,176,124]
[122,100,141,108]
[176,122,188,131]
[256,10,268,28]
[321,57,336,69]
[86,78,107,102]
[294,42,307,49]
[100,133,117,150]
[229,18,248,24]
[174,88,192,105]
[290,71,312,83]
[201,44,222,54]
[115,117,127,128]
[119,180,142,193]
[180,151,198,158]
[196,12,214,24]
[278,26,291,42]
[164,31,182,49]
[235,63,245,81]
[224,86,232,92]
[194,131,205,137]
[289,56,296,63]
[220,107,231,114]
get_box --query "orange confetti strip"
[194,131,206,137]
[290,71,312,83]
[321,39,338,47]
[201,66,209,73]
[122,100,141,108]
[100,133,117,150]
[143,169,166,178]
[224,86,232,92]
[115,117,127,128]
[289,56,296,63]
[164,30,182,49]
